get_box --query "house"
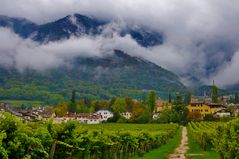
[63,113,78,121]
[213,109,231,118]
[53,113,77,123]
[152,113,159,120]
[232,104,239,117]
[188,102,226,115]
[95,110,113,121]
[155,97,172,112]
[53,117,64,124]
[120,112,132,119]
[187,102,226,116]
[53,113,102,124]
[0,105,6,111]
[78,113,102,124]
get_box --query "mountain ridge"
[0,14,163,47]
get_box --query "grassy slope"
[134,127,182,159]
[187,130,220,159]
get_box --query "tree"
[157,109,175,123]
[109,97,116,110]
[211,83,218,103]
[168,93,172,103]
[147,91,157,113]
[187,112,202,122]
[184,92,191,105]
[125,96,134,112]
[130,103,151,123]
[55,102,68,116]
[235,92,239,104]
[172,94,189,125]
[71,90,76,103]
[111,98,127,113]
[69,90,77,113]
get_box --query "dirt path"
[167,127,189,159]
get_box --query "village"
[1,91,239,124]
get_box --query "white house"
[213,109,231,118]
[95,110,113,121]
[78,113,102,124]
[53,117,65,124]
[120,112,132,119]
[152,113,159,120]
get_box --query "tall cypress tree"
[184,92,191,105]
[71,90,76,103]
[211,82,218,103]
[69,90,77,113]
[235,92,239,104]
[147,91,157,113]
[168,93,172,103]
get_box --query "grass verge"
[134,126,182,159]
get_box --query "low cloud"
[209,52,239,87]
[0,28,108,71]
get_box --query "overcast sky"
[1,0,239,87]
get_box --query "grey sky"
[1,0,239,87]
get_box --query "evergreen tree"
[235,92,239,104]
[184,92,191,105]
[168,93,172,103]
[147,91,157,113]
[173,94,189,125]
[211,82,218,103]
[71,90,76,103]
[69,90,77,113]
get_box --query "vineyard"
[0,112,179,159]
[188,122,225,151]
[188,120,239,159]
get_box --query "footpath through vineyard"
[168,127,188,159]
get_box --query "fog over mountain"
[1,0,239,87]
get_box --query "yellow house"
[187,102,226,116]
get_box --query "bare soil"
[167,127,189,159]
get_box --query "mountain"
[0,14,184,103]
[0,50,185,103]
[0,14,163,47]
[0,15,36,38]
